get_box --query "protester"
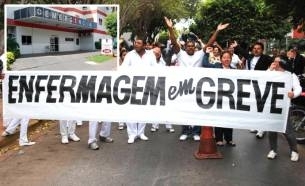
[150,46,175,133]
[164,16,229,141]
[2,118,36,146]
[232,41,273,138]
[202,50,236,146]
[286,45,305,75]
[266,56,301,162]
[88,121,113,150]
[120,34,157,144]
[59,120,80,144]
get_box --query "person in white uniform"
[120,35,157,144]
[164,16,229,141]
[150,46,175,133]
[2,118,36,146]
[88,121,113,150]
[60,120,80,144]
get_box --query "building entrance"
[50,36,59,52]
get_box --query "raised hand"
[217,23,229,31]
[164,16,173,28]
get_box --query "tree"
[105,12,117,38]
[190,0,290,48]
[264,0,305,30]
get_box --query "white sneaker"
[250,129,257,133]
[150,127,157,132]
[140,134,149,141]
[128,137,135,144]
[267,150,277,159]
[1,131,11,137]
[118,125,124,130]
[61,136,69,144]
[168,128,175,133]
[291,151,299,162]
[69,134,80,142]
[256,131,264,139]
[179,134,188,141]
[193,135,200,141]
[19,141,36,146]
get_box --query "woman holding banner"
[266,57,301,162]
[202,50,236,146]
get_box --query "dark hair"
[253,42,264,50]
[220,50,232,59]
[134,34,147,45]
[278,58,289,70]
[288,45,298,51]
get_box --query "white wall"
[16,26,81,54]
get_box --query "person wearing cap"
[266,56,301,162]
[120,34,157,144]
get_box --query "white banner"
[2,67,292,132]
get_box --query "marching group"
[1,16,305,162]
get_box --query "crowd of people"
[1,16,305,162]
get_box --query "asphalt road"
[0,123,305,186]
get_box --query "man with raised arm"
[164,16,229,141]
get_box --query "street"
[1,52,305,186]
[0,123,305,186]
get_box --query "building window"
[22,35,32,45]
[99,18,103,25]
[76,38,79,45]
[65,38,74,42]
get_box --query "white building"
[6,5,117,55]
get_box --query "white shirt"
[291,72,302,98]
[121,50,157,67]
[230,53,241,69]
[176,50,205,67]
[249,56,260,70]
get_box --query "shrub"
[6,51,15,70]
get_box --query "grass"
[87,55,113,63]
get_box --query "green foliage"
[157,31,169,45]
[7,38,20,58]
[95,41,101,49]
[105,12,117,38]
[6,51,15,70]
[191,0,290,48]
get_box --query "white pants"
[126,122,146,138]
[5,118,30,144]
[88,121,111,144]
[152,123,173,129]
[59,120,77,137]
